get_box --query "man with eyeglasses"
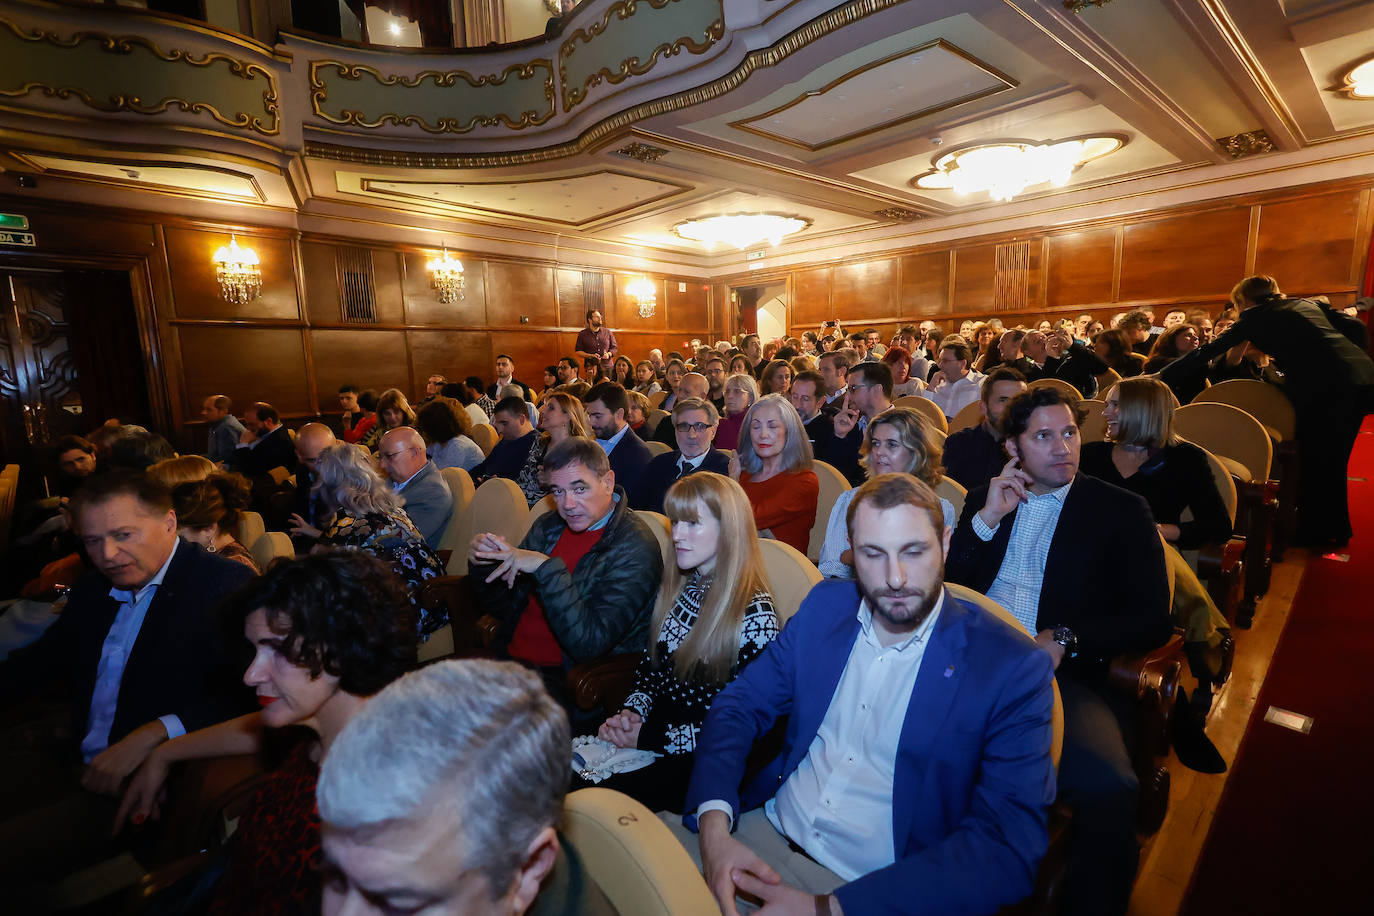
[376,427,452,548]
[826,362,895,485]
[631,398,730,514]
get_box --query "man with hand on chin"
[676,474,1057,916]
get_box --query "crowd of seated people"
[0,274,1369,915]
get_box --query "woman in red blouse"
[729,393,819,555]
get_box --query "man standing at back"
[377,427,452,548]
[200,394,245,464]
[584,382,653,497]
[574,309,618,375]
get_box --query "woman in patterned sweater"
[582,472,779,813]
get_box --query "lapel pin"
[944,665,955,678]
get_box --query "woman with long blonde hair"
[537,390,591,446]
[585,472,778,813]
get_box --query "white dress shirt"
[597,422,631,456]
[921,371,986,419]
[972,479,1073,635]
[763,593,945,881]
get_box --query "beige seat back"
[451,477,530,575]
[1192,378,1295,441]
[948,400,983,434]
[809,461,852,561]
[636,510,674,571]
[564,788,717,916]
[435,467,476,555]
[1095,367,1122,392]
[1079,398,1108,444]
[645,440,672,457]
[944,583,1065,768]
[645,408,669,437]
[1027,377,1081,400]
[934,476,967,525]
[468,423,498,456]
[759,538,823,625]
[647,390,667,409]
[234,510,266,554]
[1174,403,1272,481]
[249,531,294,571]
[895,395,950,433]
[520,493,558,541]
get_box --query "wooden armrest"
[1107,635,1183,756]
[1195,538,1244,579]
[418,576,488,654]
[477,613,500,647]
[568,654,641,713]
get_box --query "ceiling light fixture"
[212,234,262,305]
[674,213,809,250]
[626,276,657,319]
[1335,57,1374,99]
[427,247,465,303]
[912,136,1122,202]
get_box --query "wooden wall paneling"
[177,326,311,418]
[310,329,411,409]
[487,261,557,327]
[557,267,587,327]
[952,244,997,312]
[667,277,712,331]
[370,248,406,326]
[899,250,951,318]
[1252,189,1363,294]
[408,329,492,398]
[832,258,899,321]
[300,241,342,324]
[164,226,300,321]
[401,251,487,326]
[1118,207,1250,302]
[790,267,832,327]
[1045,227,1117,307]
[612,273,668,332]
[614,332,676,364]
[491,331,562,385]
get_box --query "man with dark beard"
[675,474,1057,916]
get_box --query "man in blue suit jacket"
[630,397,730,513]
[584,382,653,497]
[683,474,1056,916]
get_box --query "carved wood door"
[0,271,83,466]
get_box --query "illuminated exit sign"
[0,213,28,230]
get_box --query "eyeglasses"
[674,422,713,434]
[378,448,413,462]
[848,383,877,392]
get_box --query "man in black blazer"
[1040,326,1110,396]
[584,382,653,497]
[789,370,834,462]
[945,386,1171,916]
[632,398,730,513]
[0,470,255,883]
[225,401,296,477]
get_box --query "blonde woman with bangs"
[583,472,779,813]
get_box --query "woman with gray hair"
[311,443,446,639]
[819,407,955,579]
[713,371,759,450]
[729,393,818,554]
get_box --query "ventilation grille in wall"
[337,247,377,323]
[994,240,1031,311]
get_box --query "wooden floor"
[1127,550,1309,916]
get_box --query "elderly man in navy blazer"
[680,474,1056,916]
[583,382,653,497]
[631,397,730,514]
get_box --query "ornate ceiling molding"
[1216,128,1275,159]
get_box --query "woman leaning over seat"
[577,472,779,813]
[117,551,416,916]
[414,396,484,473]
[730,393,819,555]
[305,443,446,640]
[171,473,260,573]
[819,407,955,579]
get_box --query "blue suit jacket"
[685,580,1057,915]
[606,426,653,496]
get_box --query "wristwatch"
[1053,625,1079,659]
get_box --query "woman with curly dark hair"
[171,473,260,572]
[116,551,417,916]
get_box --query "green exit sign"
[0,213,29,230]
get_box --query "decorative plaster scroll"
[1217,129,1275,160]
[308,59,556,134]
[559,0,725,111]
[0,19,278,135]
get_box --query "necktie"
[677,460,692,480]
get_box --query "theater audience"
[632,398,730,514]
[728,353,752,376]
[226,402,295,477]
[653,371,709,449]
[922,339,985,421]
[376,427,452,549]
[110,427,178,471]
[625,389,652,439]
[883,345,925,397]
[307,444,445,640]
[817,350,852,409]
[583,382,653,497]
[539,390,592,450]
[612,355,634,388]
[941,367,1027,491]
[171,473,259,572]
[472,396,547,506]
[1094,328,1146,378]
[374,388,417,445]
[489,354,529,402]
[827,360,896,485]
[759,359,793,397]
[413,396,483,473]
[819,407,955,579]
[789,370,834,456]
[1144,324,1207,403]
[469,437,661,712]
[146,454,216,489]
[115,551,417,916]
[338,387,379,448]
[0,470,255,892]
[714,371,758,451]
[1042,325,1110,396]
[317,659,618,915]
[731,394,818,555]
[1120,310,1157,355]
[200,395,246,464]
[284,423,336,554]
[945,385,1172,916]
[675,473,1055,915]
[660,358,687,411]
[633,359,661,395]
[580,473,778,813]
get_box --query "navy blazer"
[685,581,1057,915]
[0,541,256,757]
[630,448,730,513]
[606,426,653,495]
[945,473,1172,680]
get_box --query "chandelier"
[426,247,465,303]
[212,234,261,305]
[913,136,1122,202]
[1336,57,1374,99]
[626,276,657,319]
[675,213,809,249]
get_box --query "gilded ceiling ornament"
[1216,129,1276,160]
[1062,0,1117,12]
[615,141,669,162]
[875,207,922,221]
